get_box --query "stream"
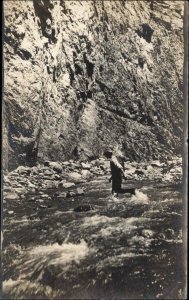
[3,176,184,299]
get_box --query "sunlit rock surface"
[3,0,184,170]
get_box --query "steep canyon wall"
[3,0,184,170]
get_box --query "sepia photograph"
[2,0,188,299]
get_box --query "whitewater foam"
[130,189,149,204]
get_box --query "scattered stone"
[4,192,19,200]
[81,170,91,178]
[4,186,13,193]
[62,161,70,166]
[36,199,44,203]
[39,205,47,209]
[57,192,67,198]
[30,166,39,175]
[142,229,155,238]
[8,211,14,215]
[135,169,146,175]
[66,191,76,198]
[44,169,53,176]
[76,188,85,196]
[63,182,75,188]
[81,162,91,170]
[58,180,67,187]
[15,166,31,175]
[28,182,36,188]
[41,194,50,199]
[151,160,164,168]
[48,162,63,173]
[67,172,83,183]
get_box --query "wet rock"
[36,199,44,203]
[57,192,67,198]
[81,170,91,179]
[53,174,61,181]
[15,166,31,175]
[62,161,70,166]
[67,172,83,183]
[63,182,75,189]
[30,166,39,175]
[142,229,155,238]
[8,211,14,215]
[66,191,76,198]
[135,169,146,176]
[74,204,95,212]
[39,204,47,209]
[4,192,19,200]
[58,180,67,187]
[3,187,13,193]
[27,182,36,188]
[43,169,54,176]
[41,194,50,199]
[76,188,85,196]
[151,161,164,168]
[81,162,91,170]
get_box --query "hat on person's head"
[104,147,113,158]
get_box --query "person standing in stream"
[105,148,126,197]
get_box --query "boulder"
[48,162,63,173]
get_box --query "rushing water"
[3,176,184,299]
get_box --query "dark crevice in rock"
[96,79,110,92]
[83,53,94,80]
[33,0,53,38]
[53,67,56,83]
[17,49,32,60]
[93,0,98,17]
[87,90,92,98]
[60,0,67,14]
[66,63,75,86]
[75,64,83,75]
[138,57,145,68]
[136,24,154,43]
[152,15,172,31]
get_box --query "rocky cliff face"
[3,0,184,170]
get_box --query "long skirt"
[112,176,122,193]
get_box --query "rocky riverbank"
[3,156,182,207]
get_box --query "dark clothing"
[110,156,125,194]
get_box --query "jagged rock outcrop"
[3,0,184,170]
